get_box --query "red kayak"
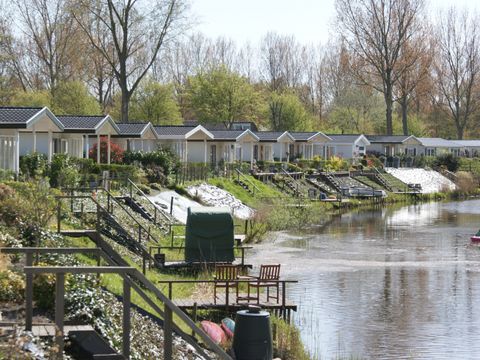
[200,321,226,344]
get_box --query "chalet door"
[210,144,217,165]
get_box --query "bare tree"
[433,8,480,139]
[74,0,188,122]
[157,33,212,118]
[395,33,433,135]
[336,0,425,135]
[14,0,83,90]
[260,32,305,92]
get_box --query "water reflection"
[249,199,480,359]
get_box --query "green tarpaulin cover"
[185,207,235,263]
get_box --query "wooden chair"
[247,264,281,304]
[213,265,239,304]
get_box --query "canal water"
[249,199,480,359]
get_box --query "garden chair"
[247,264,281,304]
[213,264,239,304]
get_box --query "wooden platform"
[0,323,93,337]
[173,292,297,312]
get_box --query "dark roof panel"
[0,106,43,125]
[58,115,106,130]
[116,123,149,136]
[255,131,286,141]
[154,125,196,136]
[366,135,410,143]
[209,130,245,140]
[289,132,319,141]
[327,134,363,142]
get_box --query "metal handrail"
[127,178,173,224]
[235,168,260,194]
[56,195,160,273]
[58,191,160,246]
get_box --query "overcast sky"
[191,0,480,46]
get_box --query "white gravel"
[186,183,255,220]
[385,168,456,194]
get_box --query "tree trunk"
[385,95,393,135]
[121,87,130,122]
[456,124,464,140]
[401,96,408,135]
[385,75,394,135]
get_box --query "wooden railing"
[126,178,174,227]
[1,243,232,360]
[157,279,298,315]
[148,245,253,267]
[56,194,160,273]
[234,168,260,195]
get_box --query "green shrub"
[271,316,310,360]
[137,184,151,194]
[124,147,180,178]
[324,156,347,172]
[0,169,15,181]
[433,153,460,172]
[47,153,81,188]
[20,152,48,178]
[33,270,56,309]
[0,270,25,302]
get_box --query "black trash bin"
[233,306,273,360]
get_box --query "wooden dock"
[0,323,93,337]
[158,279,298,321]
[175,293,297,311]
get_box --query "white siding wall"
[187,142,207,163]
[0,136,17,171]
[19,133,50,156]
[333,144,354,159]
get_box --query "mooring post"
[25,252,33,331]
[55,273,65,359]
[164,305,173,360]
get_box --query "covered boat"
[185,206,235,263]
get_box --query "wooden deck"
[0,323,93,337]
[174,292,297,312]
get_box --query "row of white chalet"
[0,106,478,173]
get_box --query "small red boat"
[471,235,480,242]
[471,230,480,242]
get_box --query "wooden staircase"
[121,179,176,234]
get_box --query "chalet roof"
[455,140,480,147]
[58,115,108,130]
[327,134,364,143]
[209,130,245,140]
[154,126,196,136]
[366,135,412,144]
[417,137,464,148]
[255,131,287,141]
[0,106,43,127]
[116,123,150,136]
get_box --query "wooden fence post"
[123,278,131,359]
[55,273,65,359]
[25,252,33,331]
[57,201,61,233]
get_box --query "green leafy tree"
[129,80,182,124]
[52,81,100,115]
[187,66,261,128]
[269,91,314,131]
[10,90,52,107]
